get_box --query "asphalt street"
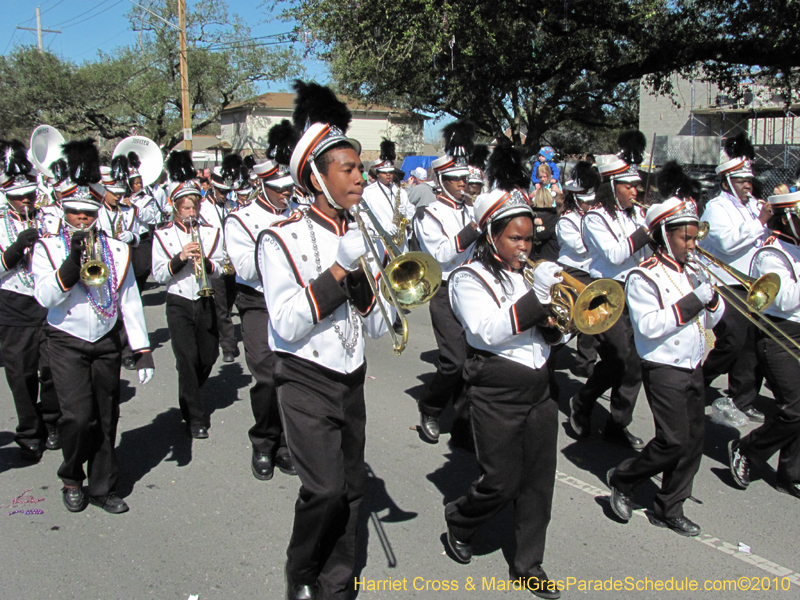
[0,282,798,600]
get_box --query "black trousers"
[165,293,219,429]
[418,283,469,431]
[131,234,152,293]
[446,352,557,579]
[573,305,641,428]
[211,273,238,355]
[0,323,60,446]
[611,362,705,519]
[276,353,366,600]
[741,319,800,483]
[237,287,286,457]
[702,285,761,411]
[46,326,123,496]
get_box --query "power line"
[60,0,124,30]
[40,0,67,17]
[51,0,116,28]
[3,29,19,55]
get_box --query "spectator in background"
[407,166,437,208]
[530,186,560,262]
[532,146,560,189]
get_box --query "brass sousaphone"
[29,125,66,179]
[112,136,164,188]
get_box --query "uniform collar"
[255,195,284,215]
[436,194,462,210]
[655,249,683,273]
[308,204,347,236]
[770,230,800,246]
[7,208,36,222]
[175,220,192,234]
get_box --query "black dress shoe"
[190,426,209,439]
[523,574,562,599]
[275,453,297,476]
[18,441,43,461]
[62,486,87,512]
[744,407,765,423]
[647,513,701,536]
[606,468,632,522]
[45,430,61,451]
[252,450,274,481]
[285,563,317,600]
[446,525,472,564]
[775,480,800,499]
[223,352,235,363]
[568,394,590,438]
[89,493,129,514]
[419,411,440,443]
[603,425,644,450]
[728,439,750,489]
[122,356,137,371]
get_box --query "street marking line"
[554,469,800,584]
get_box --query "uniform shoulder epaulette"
[157,221,174,230]
[764,235,778,246]
[272,211,303,228]
[640,256,659,270]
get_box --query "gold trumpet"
[79,226,110,287]
[349,201,442,355]
[190,219,215,297]
[519,254,625,335]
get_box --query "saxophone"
[390,186,409,246]
[114,210,124,239]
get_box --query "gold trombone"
[79,226,110,287]
[519,255,625,335]
[692,221,800,361]
[349,201,442,355]
[190,219,215,297]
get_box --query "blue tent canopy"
[399,156,437,180]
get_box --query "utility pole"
[16,7,61,54]
[178,0,192,151]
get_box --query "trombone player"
[728,189,800,501]
[32,139,154,515]
[152,151,223,440]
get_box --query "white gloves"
[138,368,154,385]
[335,229,369,272]
[117,230,136,244]
[694,282,715,305]
[533,261,563,304]
[384,222,399,237]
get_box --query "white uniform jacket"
[556,210,591,272]
[413,195,478,279]
[582,205,651,281]
[750,235,800,323]
[97,202,144,245]
[362,181,414,235]
[626,252,725,369]
[128,190,159,228]
[224,197,292,292]
[200,197,237,230]
[32,230,151,352]
[152,221,223,300]
[0,209,61,296]
[257,205,392,374]
[449,262,565,370]
[700,191,768,286]
[148,185,171,223]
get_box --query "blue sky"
[2,0,445,142]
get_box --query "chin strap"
[309,160,343,211]
[63,220,97,233]
[259,181,288,210]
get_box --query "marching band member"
[413,120,480,446]
[701,134,770,426]
[362,139,414,246]
[32,139,154,514]
[608,182,724,537]
[728,190,800,500]
[0,140,61,461]
[204,156,241,363]
[224,120,299,481]
[445,164,566,600]
[152,151,224,440]
[120,150,159,291]
[258,81,392,600]
[556,161,600,377]
[570,131,651,450]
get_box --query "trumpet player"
[445,185,566,600]
[120,152,160,292]
[152,151,224,440]
[701,133,770,426]
[607,195,724,537]
[413,120,480,448]
[362,139,414,248]
[728,190,800,501]
[0,139,61,461]
[32,139,154,515]
[225,120,298,481]
[258,81,394,600]
[570,131,651,450]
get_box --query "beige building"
[219,93,426,162]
